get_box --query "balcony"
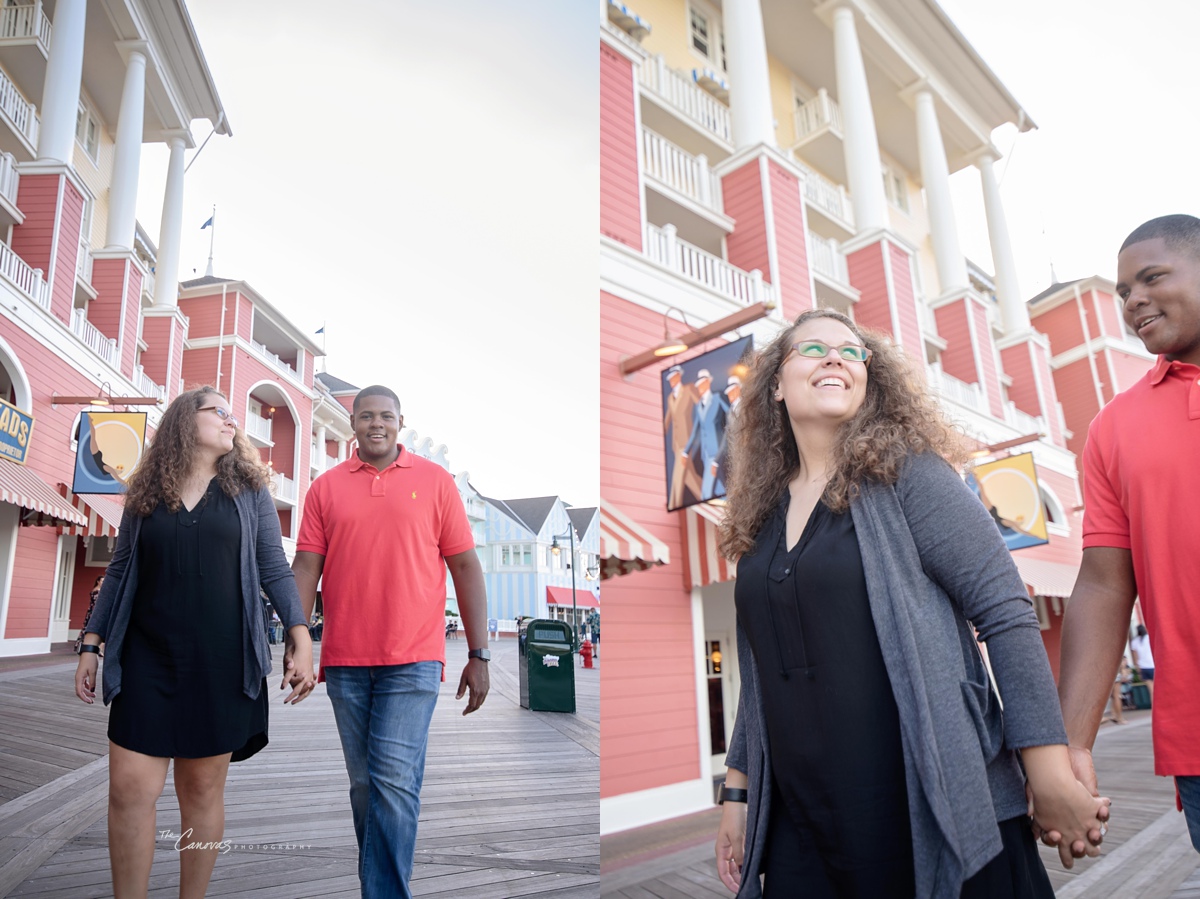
[0,239,43,307]
[926,365,986,415]
[807,230,849,286]
[0,150,19,226]
[132,365,165,402]
[0,2,51,108]
[244,411,273,444]
[793,159,853,236]
[792,89,845,185]
[70,308,118,366]
[638,54,732,158]
[141,268,156,302]
[641,126,724,218]
[1004,402,1044,435]
[644,223,775,307]
[0,61,38,158]
[250,339,297,378]
[271,471,297,505]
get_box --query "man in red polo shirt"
[1058,214,1200,853]
[289,385,489,898]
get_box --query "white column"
[105,47,147,250]
[36,0,86,164]
[723,0,775,149]
[314,424,327,470]
[832,6,887,232]
[337,439,347,462]
[978,153,1029,332]
[914,89,968,294]
[153,135,186,306]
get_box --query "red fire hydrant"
[580,639,594,669]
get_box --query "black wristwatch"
[717,783,748,805]
[467,648,491,662]
[78,644,101,655]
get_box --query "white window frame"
[75,100,99,163]
[687,0,726,72]
[881,163,910,215]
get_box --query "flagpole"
[205,205,215,277]
[321,321,327,373]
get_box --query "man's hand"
[456,658,490,715]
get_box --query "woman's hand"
[1023,745,1110,869]
[280,625,316,704]
[715,800,747,893]
[75,653,98,704]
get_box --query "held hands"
[456,658,490,715]
[74,653,98,704]
[714,801,747,893]
[280,626,316,704]
[1024,745,1110,869]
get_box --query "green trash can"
[519,618,576,713]
[1131,683,1152,710]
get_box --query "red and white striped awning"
[1011,555,1078,599]
[682,502,736,591]
[0,463,87,527]
[58,487,124,538]
[599,500,670,580]
[547,585,600,609]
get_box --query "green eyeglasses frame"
[784,340,873,366]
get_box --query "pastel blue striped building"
[482,495,600,628]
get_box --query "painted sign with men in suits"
[660,336,752,512]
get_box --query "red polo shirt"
[296,448,476,679]
[1082,355,1200,775]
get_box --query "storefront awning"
[1011,556,1079,599]
[58,487,124,538]
[599,500,669,579]
[681,502,736,591]
[547,585,599,609]
[0,463,87,527]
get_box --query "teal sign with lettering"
[0,397,34,465]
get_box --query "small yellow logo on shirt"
[412,491,417,499]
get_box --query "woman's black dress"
[108,479,267,762]
[735,496,1052,898]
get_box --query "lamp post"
[550,527,579,651]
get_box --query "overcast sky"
[941,0,1200,298]
[134,1,598,507]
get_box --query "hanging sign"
[0,397,34,465]
[72,411,147,495]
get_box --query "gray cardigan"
[85,485,307,705]
[726,452,1066,899]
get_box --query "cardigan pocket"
[960,678,1004,763]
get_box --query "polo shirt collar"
[1150,354,1200,385]
[348,445,413,473]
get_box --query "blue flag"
[315,326,325,334]
[201,216,213,229]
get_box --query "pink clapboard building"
[598,0,1153,834]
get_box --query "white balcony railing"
[1005,402,1044,435]
[251,339,296,377]
[0,63,38,148]
[639,54,732,145]
[325,454,338,470]
[244,411,273,442]
[794,89,842,141]
[0,2,51,47]
[0,150,18,208]
[132,365,165,402]
[76,239,92,282]
[70,309,118,366]
[271,472,298,503]
[806,230,849,284]
[926,365,986,414]
[794,159,853,227]
[0,241,45,308]
[645,223,774,307]
[141,268,156,300]
[641,127,723,214]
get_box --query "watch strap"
[467,648,491,662]
[78,644,101,655]
[717,783,747,805]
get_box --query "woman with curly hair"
[73,386,314,898]
[712,310,1108,898]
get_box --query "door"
[50,537,76,643]
[705,634,729,771]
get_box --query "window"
[75,102,99,161]
[882,165,909,214]
[499,544,533,567]
[688,2,726,71]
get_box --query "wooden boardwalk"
[601,709,1200,899]
[0,637,599,898]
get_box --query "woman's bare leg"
[173,753,232,899]
[108,742,170,898]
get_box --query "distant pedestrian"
[1129,624,1154,700]
[73,575,104,654]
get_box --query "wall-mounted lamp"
[969,432,1043,459]
[619,301,776,376]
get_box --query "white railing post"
[750,269,763,304]
[697,154,711,206]
[663,223,679,271]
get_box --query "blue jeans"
[1178,776,1200,852]
[325,662,442,899]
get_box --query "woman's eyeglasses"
[197,406,239,427]
[785,340,873,365]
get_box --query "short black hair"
[1120,214,1200,258]
[353,385,401,415]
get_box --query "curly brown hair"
[718,309,967,559]
[123,386,271,516]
